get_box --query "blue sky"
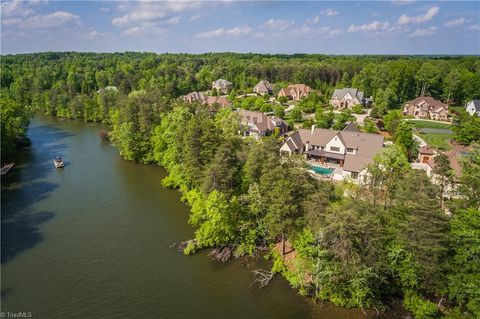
[1,1,479,54]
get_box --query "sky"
[1,0,479,55]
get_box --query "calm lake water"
[1,114,404,319]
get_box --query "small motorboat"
[54,156,64,168]
[0,162,15,175]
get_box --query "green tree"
[457,145,480,208]
[432,153,454,206]
[316,110,334,129]
[383,110,403,136]
[290,106,303,122]
[448,208,480,318]
[394,122,418,161]
[273,104,285,118]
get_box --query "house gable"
[325,134,346,154]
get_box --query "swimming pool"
[309,165,334,175]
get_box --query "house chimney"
[311,124,316,135]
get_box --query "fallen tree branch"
[209,245,235,262]
[170,239,195,252]
[252,269,274,288]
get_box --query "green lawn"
[405,120,452,130]
[417,132,453,151]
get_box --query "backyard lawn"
[405,120,454,150]
[417,132,453,151]
[404,119,452,129]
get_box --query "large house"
[205,96,231,108]
[277,84,312,101]
[329,88,371,109]
[280,126,384,181]
[254,80,273,95]
[238,110,288,139]
[465,100,480,116]
[182,91,206,103]
[212,79,233,94]
[403,96,449,121]
[182,92,231,108]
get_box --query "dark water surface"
[1,114,404,319]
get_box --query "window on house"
[351,172,359,179]
[347,148,354,153]
[330,146,340,152]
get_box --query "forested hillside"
[1,52,479,318]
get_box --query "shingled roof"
[331,88,364,101]
[407,96,447,109]
[254,80,273,94]
[238,110,286,133]
[282,127,384,173]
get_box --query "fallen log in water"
[252,269,274,288]
[170,239,196,252]
[208,245,236,262]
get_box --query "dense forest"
[1,52,479,318]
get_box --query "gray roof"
[238,110,286,133]
[342,122,359,132]
[212,79,232,88]
[468,100,480,112]
[254,80,273,93]
[343,155,374,173]
[282,127,384,173]
[338,131,384,157]
[331,88,364,101]
[310,129,339,146]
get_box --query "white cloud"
[121,26,166,36]
[348,21,390,32]
[165,16,181,25]
[2,18,22,26]
[409,26,437,37]
[305,16,320,25]
[317,26,342,37]
[190,14,201,21]
[254,32,265,39]
[1,0,35,17]
[20,11,79,30]
[468,24,480,31]
[112,1,203,27]
[86,30,100,39]
[99,7,110,13]
[263,18,295,31]
[195,26,251,39]
[445,18,465,27]
[391,0,416,5]
[398,6,439,25]
[321,8,338,16]
[122,27,142,36]
[164,1,202,12]
[112,11,166,26]
[292,25,341,38]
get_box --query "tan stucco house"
[277,84,312,101]
[281,125,384,181]
[239,110,288,139]
[329,88,371,109]
[403,96,449,121]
